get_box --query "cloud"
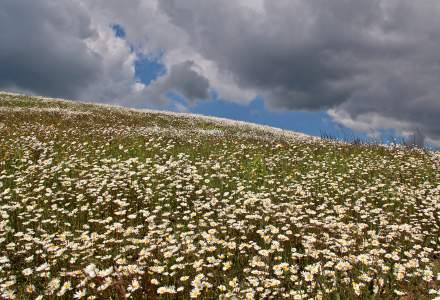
[156,0,440,142]
[0,0,154,105]
[0,0,101,98]
[75,0,258,104]
[0,0,213,108]
[1,0,440,142]
[142,60,211,104]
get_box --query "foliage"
[0,92,439,299]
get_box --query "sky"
[1,0,439,147]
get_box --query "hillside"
[0,91,439,299]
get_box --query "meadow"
[0,91,439,299]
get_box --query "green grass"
[0,91,439,299]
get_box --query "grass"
[0,91,439,299]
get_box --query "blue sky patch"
[111,24,126,38]
[188,97,348,138]
[134,55,166,85]
[157,92,366,140]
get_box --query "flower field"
[0,91,439,299]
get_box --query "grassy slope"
[0,91,439,299]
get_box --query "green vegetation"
[0,92,439,299]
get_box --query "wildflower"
[218,285,227,292]
[190,288,201,298]
[127,279,140,292]
[335,261,351,271]
[46,278,61,294]
[394,289,406,296]
[57,281,72,296]
[228,277,238,288]
[36,262,49,272]
[223,261,232,271]
[352,282,361,296]
[22,268,33,276]
[302,271,313,282]
[84,264,97,278]
[357,254,370,265]
[97,266,113,277]
[157,286,177,294]
[423,268,434,282]
[26,284,35,293]
[73,289,87,299]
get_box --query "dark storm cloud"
[167,61,210,102]
[0,0,102,98]
[158,0,440,141]
[144,60,210,103]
